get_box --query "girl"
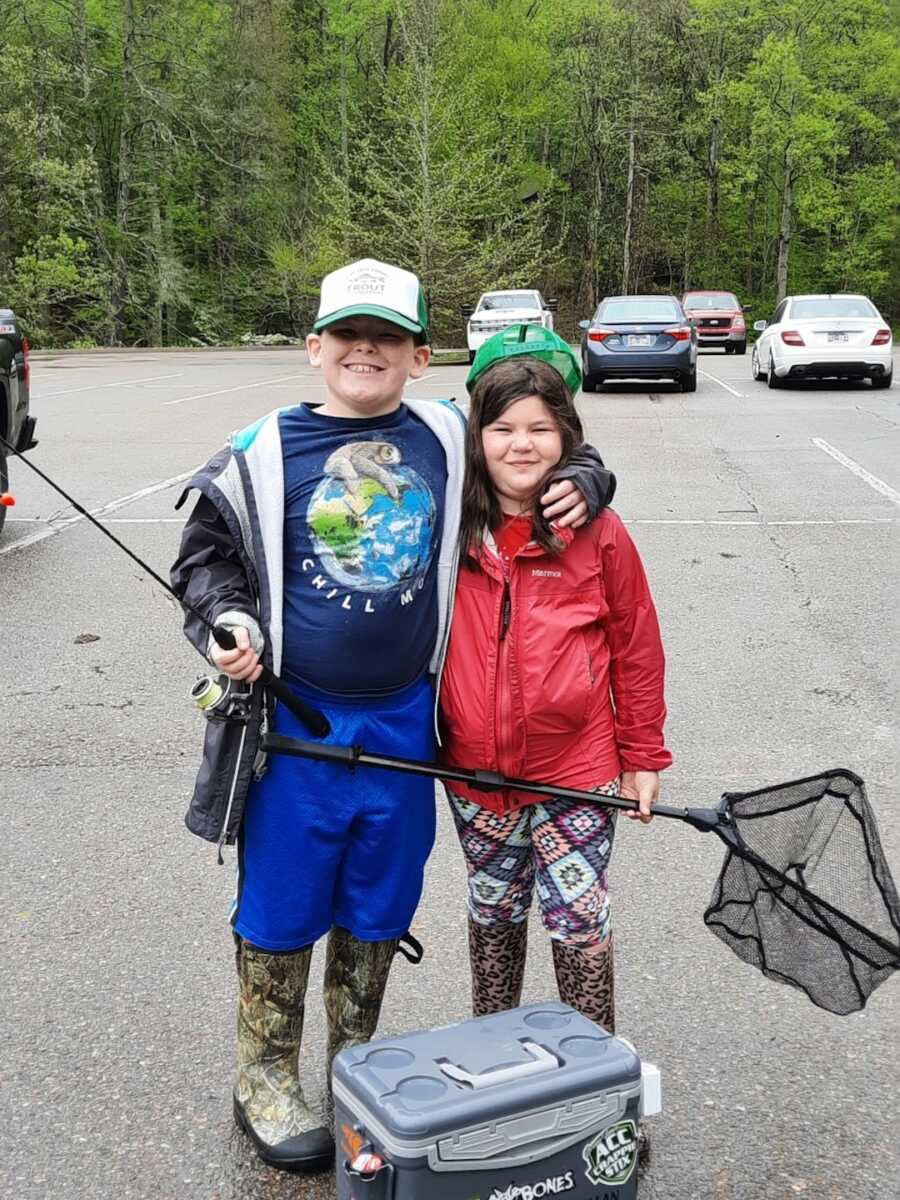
[439,327,672,1033]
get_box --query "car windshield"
[478,293,539,311]
[790,298,877,320]
[684,293,739,310]
[599,299,680,323]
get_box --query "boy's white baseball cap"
[313,258,429,339]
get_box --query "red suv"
[681,291,748,354]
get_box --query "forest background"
[3,0,898,349]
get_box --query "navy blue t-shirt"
[279,403,447,696]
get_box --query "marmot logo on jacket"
[531,568,562,578]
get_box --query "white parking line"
[1,524,69,552]
[7,516,187,523]
[0,468,196,556]
[34,369,184,398]
[697,368,743,398]
[812,438,900,507]
[34,373,184,399]
[625,518,897,526]
[6,507,894,556]
[162,374,304,407]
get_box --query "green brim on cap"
[466,324,582,395]
[313,304,427,337]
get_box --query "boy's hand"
[210,625,263,682]
[540,479,589,528]
[620,770,659,824]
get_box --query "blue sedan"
[579,295,698,392]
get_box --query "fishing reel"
[191,674,252,724]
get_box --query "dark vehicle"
[579,295,698,393]
[681,290,749,354]
[0,308,36,535]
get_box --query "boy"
[171,259,615,1174]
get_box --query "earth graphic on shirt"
[307,456,436,593]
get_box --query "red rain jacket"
[438,510,672,813]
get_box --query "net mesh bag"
[704,770,900,1014]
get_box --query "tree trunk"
[622,122,636,294]
[165,198,177,345]
[745,177,757,298]
[775,141,794,304]
[706,115,720,253]
[149,182,163,347]
[383,15,394,71]
[587,156,603,308]
[339,46,350,255]
[111,0,136,345]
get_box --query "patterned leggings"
[448,779,619,949]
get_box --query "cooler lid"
[332,1003,641,1143]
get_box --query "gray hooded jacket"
[171,399,467,854]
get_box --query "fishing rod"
[0,434,330,736]
[6,444,899,1015]
[261,732,726,831]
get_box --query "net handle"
[260,734,727,832]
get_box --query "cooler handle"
[437,1041,558,1089]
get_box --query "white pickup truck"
[462,290,557,363]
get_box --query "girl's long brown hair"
[459,357,584,560]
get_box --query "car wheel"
[680,367,697,393]
[582,376,598,393]
[752,347,766,381]
[467,350,476,364]
[0,445,8,537]
[870,372,892,389]
[766,354,782,389]
[734,341,747,355]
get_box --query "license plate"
[627,335,653,347]
[828,332,848,343]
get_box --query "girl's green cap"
[465,324,582,395]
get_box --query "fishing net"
[265,732,900,1016]
[704,770,900,1014]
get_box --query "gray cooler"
[333,1003,660,1199]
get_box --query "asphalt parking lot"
[2,347,899,1200]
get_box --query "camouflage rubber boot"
[233,939,334,1173]
[551,935,616,1033]
[323,926,398,1098]
[468,917,529,1017]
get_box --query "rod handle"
[211,625,237,651]
[210,626,330,736]
[259,670,331,736]
[263,733,354,763]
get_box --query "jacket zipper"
[493,554,514,781]
[499,579,511,640]
[217,711,249,864]
[190,467,265,861]
[432,542,461,744]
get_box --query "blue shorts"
[232,675,437,950]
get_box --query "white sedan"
[751,294,893,389]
